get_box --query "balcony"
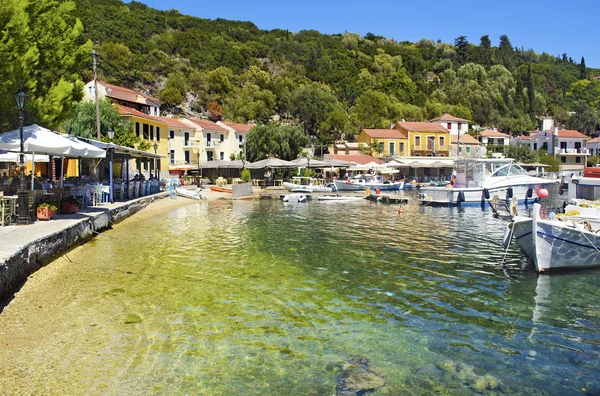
[183,138,202,148]
[205,140,221,149]
[560,148,589,155]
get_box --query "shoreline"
[0,187,230,309]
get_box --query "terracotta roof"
[324,154,386,165]
[117,105,166,124]
[394,122,449,133]
[479,130,510,138]
[451,134,480,145]
[362,129,406,139]
[99,81,160,106]
[557,129,587,139]
[220,121,254,133]
[186,118,229,132]
[517,135,532,140]
[588,137,599,143]
[159,117,193,129]
[430,113,470,123]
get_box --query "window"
[88,86,92,95]
[150,125,154,140]
[156,127,160,141]
[220,134,224,142]
[206,133,211,145]
[533,143,537,150]
[143,124,149,139]
[466,147,471,153]
[389,142,395,156]
[184,150,190,164]
[576,157,581,163]
[561,157,566,163]
[136,122,140,137]
[169,130,175,139]
[170,150,175,164]
[184,132,189,146]
[447,123,452,130]
[458,122,462,131]
[219,152,224,160]
[427,136,434,150]
[238,135,243,143]
[207,151,214,161]
[561,142,567,150]
[439,136,445,148]
[400,142,404,154]
[415,136,421,148]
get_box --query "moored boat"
[419,158,557,206]
[282,193,308,203]
[175,187,207,200]
[210,186,232,193]
[282,182,334,193]
[334,174,404,192]
[316,195,366,201]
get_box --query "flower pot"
[61,201,79,214]
[36,206,57,221]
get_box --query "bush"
[241,169,251,182]
[62,196,81,206]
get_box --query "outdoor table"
[232,178,242,184]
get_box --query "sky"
[130,0,600,68]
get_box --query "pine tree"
[580,56,587,80]
[478,35,492,67]
[497,35,514,69]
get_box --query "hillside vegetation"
[2,0,599,144]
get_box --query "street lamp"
[153,142,158,179]
[108,128,114,203]
[14,88,28,224]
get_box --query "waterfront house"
[355,129,407,157]
[117,105,168,177]
[84,81,160,116]
[478,129,510,155]
[182,119,231,162]
[451,133,484,157]
[160,117,198,176]
[330,142,363,156]
[217,121,254,160]
[526,129,589,171]
[429,113,470,135]
[392,122,450,157]
[588,137,600,157]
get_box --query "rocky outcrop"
[336,356,386,396]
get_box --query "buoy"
[538,188,549,199]
[397,206,404,215]
[526,187,533,198]
[457,191,465,204]
[483,188,490,200]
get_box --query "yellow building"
[392,122,450,157]
[355,129,408,157]
[117,105,168,176]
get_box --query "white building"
[216,121,254,161]
[530,129,589,170]
[430,113,470,135]
[84,81,160,116]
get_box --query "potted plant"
[61,196,80,214]
[36,202,58,220]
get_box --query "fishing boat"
[282,193,308,203]
[419,158,557,206]
[210,186,232,193]
[333,174,404,192]
[175,187,207,200]
[282,181,334,193]
[504,203,600,272]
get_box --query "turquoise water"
[0,198,599,395]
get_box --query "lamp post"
[153,142,158,179]
[196,150,201,187]
[108,128,114,203]
[14,88,28,224]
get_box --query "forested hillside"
[2,0,599,142]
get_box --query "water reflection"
[0,199,598,395]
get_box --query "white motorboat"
[419,158,558,206]
[505,203,600,272]
[282,182,334,193]
[316,195,366,202]
[334,174,404,192]
[175,187,207,200]
[282,193,308,203]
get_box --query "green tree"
[245,125,309,162]
[496,35,513,69]
[223,83,276,123]
[478,35,492,67]
[580,56,587,80]
[503,143,536,163]
[0,0,91,130]
[289,83,345,137]
[63,98,141,148]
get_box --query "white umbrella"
[322,158,357,167]
[290,157,330,168]
[0,152,49,162]
[246,157,295,169]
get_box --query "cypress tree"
[580,56,587,80]
[527,64,535,116]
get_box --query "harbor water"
[0,198,599,395]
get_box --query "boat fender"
[526,187,533,198]
[506,187,513,199]
[457,191,465,204]
[483,188,490,200]
[345,179,350,184]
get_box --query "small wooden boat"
[210,186,232,193]
[316,195,366,202]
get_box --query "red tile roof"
[479,130,510,138]
[324,154,387,165]
[588,137,599,143]
[99,81,160,105]
[159,117,193,129]
[394,122,449,133]
[362,129,406,139]
[516,135,531,140]
[557,129,587,139]
[430,113,470,123]
[186,119,229,132]
[220,121,254,133]
[450,134,480,145]
[117,105,166,123]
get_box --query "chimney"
[554,127,558,135]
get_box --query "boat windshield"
[491,163,528,177]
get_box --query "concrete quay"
[0,192,169,305]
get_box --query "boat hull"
[210,186,232,193]
[419,184,546,206]
[334,180,403,191]
[282,182,333,193]
[175,187,206,200]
